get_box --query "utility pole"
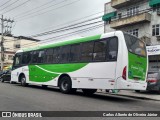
[1,15,4,71]
[0,15,14,71]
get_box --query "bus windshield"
[124,33,147,57]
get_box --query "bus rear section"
[116,33,148,90]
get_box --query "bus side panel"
[11,66,29,83]
[11,68,21,83]
[26,65,58,86]
[70,62,117,89]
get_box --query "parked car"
[146,71,160,92]
[135,71,160,93]
[0,70,11,82]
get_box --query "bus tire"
[20,75,28,87]
[1,79,4,83]
[82,89,97,95]
[59,76,72,94]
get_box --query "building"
[103,0,160,45]
[0,35,40,70]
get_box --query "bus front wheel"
[59,76,72,94]
[82,89,97,95]
[20,75,28,87]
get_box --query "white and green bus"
[11,31,148,95]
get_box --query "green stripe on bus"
[29,63,88,82]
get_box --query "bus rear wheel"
[20,75,28,87]
[82,89,97,95]
[59,76,72,94]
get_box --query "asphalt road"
[0,82,160,120]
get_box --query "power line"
[0,0,20,12]
[17,0,81,21]
[30,16,102,37]
[2,0,32,14]
[43,23,103,41]
[15,23,104,48]
[25,10,104,36]
[5,22,103,50]
[7,23,103,51]
[5,19,103,43]
[14,0,57,18]
[0,0,12,8]
[4,13,102,42]
[15,0,69,19]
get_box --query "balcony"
[110,13,151,29]
[111,0,142,9]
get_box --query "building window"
[152,24,160,36]
[127,6,139,17]
[127,29,139,37]
[118,13,122,19]
[14,44,21,48]
[8,55,13,60]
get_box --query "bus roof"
[22,34,101,52]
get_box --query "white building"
[103,0,160,45]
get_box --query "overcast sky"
[0,0,110,43]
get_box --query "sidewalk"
[97,90,160,101]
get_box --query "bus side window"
[53,47,60,63]
[32,51,39,63]
[93,40,107,61]
[46,49,53,63]
[107,37,118,61]
[80,42,94,62]
[37,50,45,63]
[22,52,32,65]
[70,44,81,62]
[59,45,70,63]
